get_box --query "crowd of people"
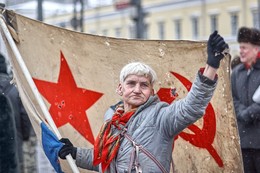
[0,27,259,173]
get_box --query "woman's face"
[117,74,154,112]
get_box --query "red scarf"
[93,104,135,172]
[244,51,260,69]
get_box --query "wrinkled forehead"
[123,74,152,83]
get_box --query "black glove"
[58,138,77,160]
[207,30,229,68]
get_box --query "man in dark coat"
[231,27,260,173]
[0,54,31,173]
[0,87,20,173]
[0,54,19,173]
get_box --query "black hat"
[0,54,7,74]
[237,27,260,46]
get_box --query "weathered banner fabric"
[2,10,243,172]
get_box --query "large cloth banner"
[1,10,243,172]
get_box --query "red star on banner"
[33,51,103,145]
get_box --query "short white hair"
[119,62,157,84]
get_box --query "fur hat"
[0,54,7,74]
[237,27,260,46]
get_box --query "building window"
[128,24,148,39]
[143,23,149,39]
[102,29,108,36]
[158,21,165,40]
[59,22,66,28]
[115,27,121,38]
[174,19,182,39]
[89,30,96,35]
[252,10,260,29]
[210,15,218,33]
[230,13,238,36]
[191,17,199,40]
[129,25,136,38]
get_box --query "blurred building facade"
[6,0,260,57]
[42,0,260,57]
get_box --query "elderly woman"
[58,31,228,173]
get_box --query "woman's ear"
[116,83,123,96]
[151,88,155,95]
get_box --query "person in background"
[231,27,260,173]
[58,31,229,173]
[0,54,32,173]
[231,55,241,70]
[0,55,19,173]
